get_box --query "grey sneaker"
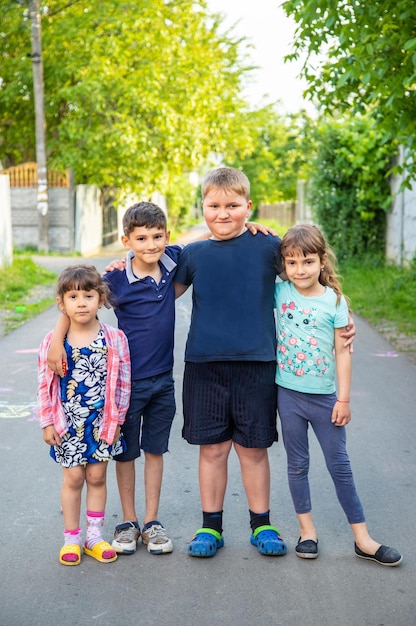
[141,523,173,554]
[112,521,140,554]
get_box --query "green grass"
[340,257,416,337]
[0,257,57,333]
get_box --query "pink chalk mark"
[15,349,39,354]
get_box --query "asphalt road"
[0,251,415,626]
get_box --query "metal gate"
[101,186,118,246]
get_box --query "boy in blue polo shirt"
[103,202,181,555]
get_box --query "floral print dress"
[50,329,125,468]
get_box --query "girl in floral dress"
[38,265,131,565]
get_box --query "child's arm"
[46,313,70,376]
[332,327,352,426]
[339,313,356,353]
[174,281,189,299]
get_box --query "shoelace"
[117,526,138,542]
[145,525,168,541]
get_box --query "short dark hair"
[122,202,167,236]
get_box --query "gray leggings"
[277,386,365,524]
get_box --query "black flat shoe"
[354,543,402,567]
[295,537,318,559]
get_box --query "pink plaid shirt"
[37,323,131,445]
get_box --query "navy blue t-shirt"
[104,245,181,380]
[175,231,281,362]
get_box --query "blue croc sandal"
[250,525,287,556]
[188,528,224,557]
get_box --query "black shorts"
[182,361,278,448]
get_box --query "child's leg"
[277,391,313,517]
[234,444,270,512]
[235,443,287,556]
[84,462,117,563]
[115,459,137,522]
[199,441,232,511]
[143,452,163,524]
[296,512,317,542]
[351,522,381,554]
[60,466,85,565]
[187,442,231,557]
[61,465,85,530]
[310,401,366,527]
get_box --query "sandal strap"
[194,528,222,541]
[253,525,280,539]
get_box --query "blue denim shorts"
[114,370,176,461]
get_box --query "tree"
[0,0,251,199]
[282,0,416,183]
[29,0,49,251]
[308,115,392,260]
[226,105,316,209]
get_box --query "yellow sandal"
[59,543,81,566]
[84,541,117,563]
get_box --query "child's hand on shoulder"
[246,222,279,237]
[104,258,126,273]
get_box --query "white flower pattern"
[50,329,125,467]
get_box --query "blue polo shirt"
[104,245,181,380]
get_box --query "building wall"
[387,154,416,265]
[0,175,13,268]
[10,186,75,252]
[74,185,103,256]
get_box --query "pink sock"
[85,511,115,559]
[62,528,82,562]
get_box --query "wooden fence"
[0,162,70,188]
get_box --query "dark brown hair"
[56,264,110,306]
[122,201,167,236]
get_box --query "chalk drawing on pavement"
[0,402,37,419]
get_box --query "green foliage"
[282,0,416,183]
[308,115,392,260]
[0,0,250,196]
[340,256,416,337]
[226,106,316,208]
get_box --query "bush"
[309,116,393,261]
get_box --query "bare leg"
[199,441,232,511]
[85,463,108,512]
[61,466,85,530]
[234,443,270,513]
[351,522,381,554]
[296,512,318,542]
[115,460,138,522]
[143,452,163,524]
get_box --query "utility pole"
[29,0,49,252]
